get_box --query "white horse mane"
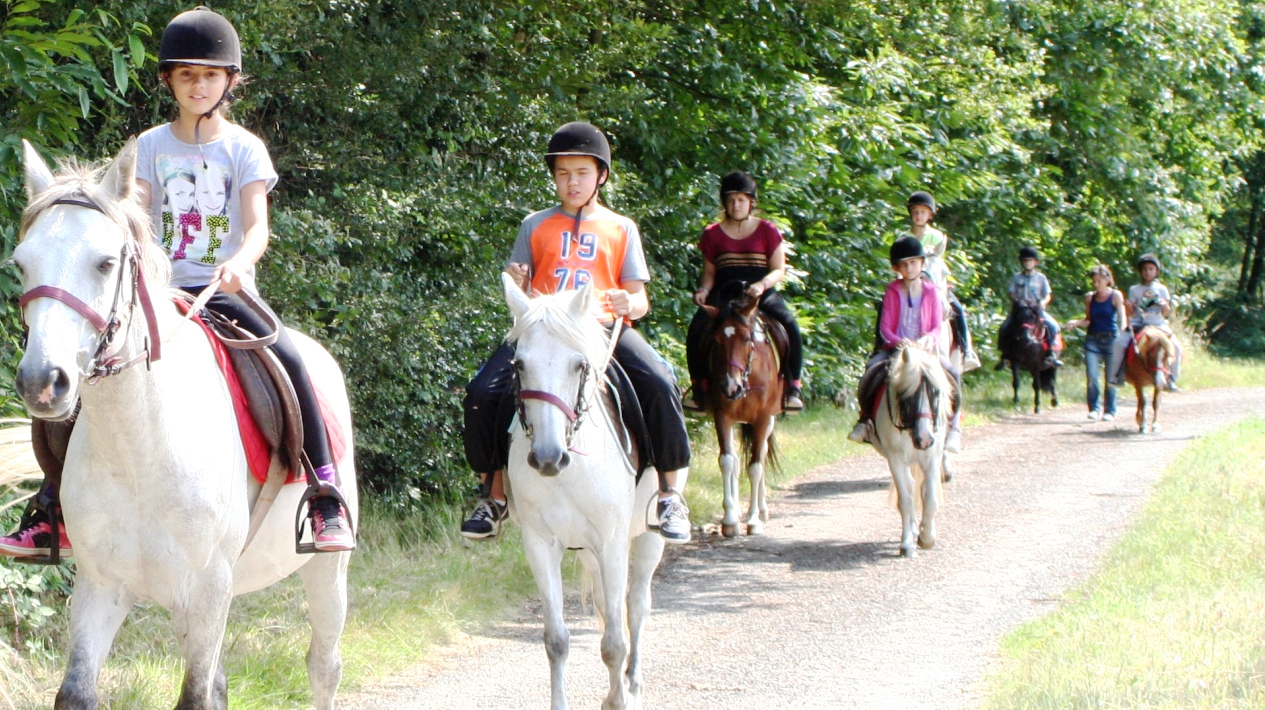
[888,343,952,423]
[21,159,172,289]
[507,291,611,372]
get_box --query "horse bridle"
[16,195,162,382]
[718,313,762,399]
[881,373,941,444]
[513,359,593,448]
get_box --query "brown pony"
[702,292,784,537]
[1124,326,1177,433]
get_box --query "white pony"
[13,140,356,709]
[871,343,951,557]
[501,273,667,710]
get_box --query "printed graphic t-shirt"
[508,204,649,322]
[1127,281,1172,327]
[136,123,278,291]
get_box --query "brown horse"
[702,292,784,537]
[1124,326,1177,433]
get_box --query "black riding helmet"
[159,7,241,72]
[890,236,925,265]
[545,122,611,182]
[907,191,936,213]
[1019,245,1040,261]
[1136,253,1162,272]
[720,171,758,201]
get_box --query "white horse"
[13,140,356,709]
[501,273,667,710]
[871,343,950,557]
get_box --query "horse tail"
[738,423,780,475]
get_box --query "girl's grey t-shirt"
[136,123,278,292]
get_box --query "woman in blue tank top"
[1065,264,1127,421]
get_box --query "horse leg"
[576,549,606,625]
[296,551,351,710]
[716,420,740,538]
[173,562,234,710]
[1136,387,1145,433]
[596,541,632,710]
[1011,364,1021,407]
[522,532,570,710]
[54,582,136,710]
[625,532,665,709]
[758,415,775,524]
[918,456,941,550]
[1032,367,1042,414]
[1151,388,1162,434]
[745,416,774,535]
[888,459,918,557]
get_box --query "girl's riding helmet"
[890,236,925,265]
[1019,246,1040,261]
[907,191,936,213]
[158,6,241,72]
[545,122,611,180]
[1136,253,1162,271]
[720,171,758,201]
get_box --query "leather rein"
[17,196,162,382]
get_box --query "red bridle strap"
[519,390,578,422]
[18,286,109,332]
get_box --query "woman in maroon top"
[683,171,804,411]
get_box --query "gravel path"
[338,387,1265,710]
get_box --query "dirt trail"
[338,388,1265,710]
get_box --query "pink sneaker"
[0,514,72,558]
[311,497,355,552]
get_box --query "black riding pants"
[686,291,803,384]
[464,327,691,476]
[185,288,334,471]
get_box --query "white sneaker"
[1088,410,1101,421]
[963,350,982,372]
[1102,413,1115,422]
[944,428,962,453]
[847,421,871,444]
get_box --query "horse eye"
[5,258,21,274]
[511,359,523,373]
[98,257,118,275]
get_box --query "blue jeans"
[1084,333,1117,415]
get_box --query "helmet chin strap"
[570,176,605,247]
[192,80,235,170]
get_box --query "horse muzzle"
[16,359,77,420]
[528,445,571,477]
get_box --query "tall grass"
[984,417,1265,709]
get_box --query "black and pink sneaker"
[0,510,72,558]
[310,496,355,552]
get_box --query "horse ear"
[503,272,531,320]
[702,304,719,318]
[97,138,138,205]
[570,280,595,319]
[22,140,56,198]
[738,295,759,319]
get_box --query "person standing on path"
[1065,264,1127,421]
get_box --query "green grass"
[983,416,1265,709]
[11,350,1265,708]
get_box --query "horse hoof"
[918,536,935,550]
[899,545,917,558]
[746,523,763,536]
[721,523,738,538]
[1152,424,1162,434]
[941,471,952,483]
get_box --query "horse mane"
[1138,326,1177,366]
[887,343,952,423]
[20,158,171,289]
[507,291,611,371]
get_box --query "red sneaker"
[0,512,72,558]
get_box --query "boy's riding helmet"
[158,7,241,72]
[1136,253,1162,271]
[720,171,758,201]
[907,191,936,213]
[1019,246,1040,261]
[545,122,611,181]
[890,236,925,265]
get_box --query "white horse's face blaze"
[514,331,586,475]
[13,207,131,419]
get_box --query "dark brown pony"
[998,301,1058,412]
[702,290,784,537]
[1124,326,1176,433]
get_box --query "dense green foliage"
[2,0,1263,501]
